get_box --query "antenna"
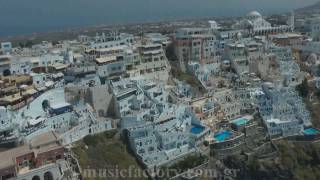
[290,11,295,32]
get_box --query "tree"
[42,99,50,111]
[296,78,309,98]
[317,64,320,73]
[25,41,34,48]
[18,42,25,48]
[52,41,59,46]
[165,43,177,61]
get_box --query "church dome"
[247,11,262,19]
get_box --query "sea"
[0,0,318,37]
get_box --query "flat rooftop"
[50,102,71,109]
[0,131,62,170]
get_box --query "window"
[32,176,41,180]
[44,172,54,180]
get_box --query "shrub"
[83,135,98,146]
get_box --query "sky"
[0,0,318,36]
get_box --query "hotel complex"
[0,10,320,179]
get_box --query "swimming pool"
[214,130,232,142]
[190,125,205,135]
[231,117,248,126]
[303,128,320,135]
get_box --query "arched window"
[44,171,54,180]
[32,175,41,180]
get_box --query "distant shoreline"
[0,0,317,39]
[0,16,229,44]
[0,6,315,45]
[1,16,228,39]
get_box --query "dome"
[247,11,262,19]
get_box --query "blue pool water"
[231,117,248,126]
[190,125,205,135]
[214,130,232,142]
[303,128,320,135]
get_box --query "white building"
[144,33,171,46]
[89,32,134,49]
[265,118,302,137]
[258,83,311,138]
[1,42,12,54]
[31,73,50,91]
[135,43,171,82]
[208,20,220,30]
[10,57,32,75]
[295,17,320,40]
[111,77,210,169]
[233,11,292,36]
[0,55,11,75]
